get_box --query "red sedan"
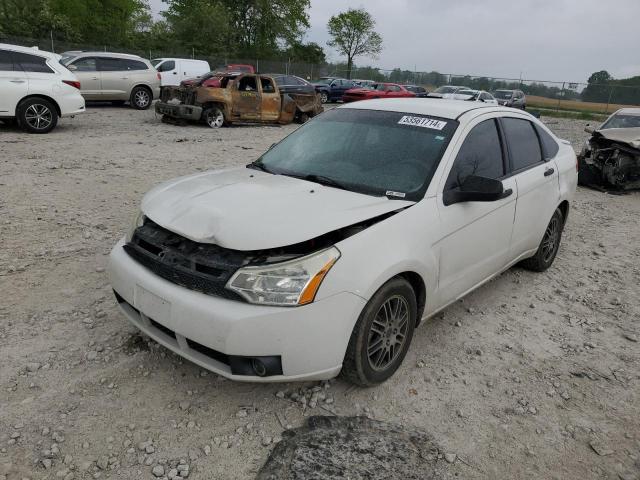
[342,83,416,102]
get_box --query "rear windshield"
[255,109,458,201]
[493,90,513,99]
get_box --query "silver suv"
[61,52,160,109]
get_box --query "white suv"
[109,99,577,385]
[61,52,161,109]
[0,43,85,133]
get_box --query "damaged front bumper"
[108,238,365,382]
[155,102,203,121]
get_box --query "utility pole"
[50,31,54,52]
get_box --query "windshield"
[493,90,513,99]
[254,108,458,200]
[601,113,640,129]
[315,78,334,85]
[151,59,162,67]
[434,86,459,94]
[59,55,75,65]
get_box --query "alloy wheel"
[541,216,560,263]
[134,90,150,108]
[24,104,53,131]
[367,295,410,371]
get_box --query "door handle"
[544,168,555,177]
[10,80,26,83]
[91,77,99,80]
[173,72,177,75]
[500,188,513,199]
[120,77,129,80]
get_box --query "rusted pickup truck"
[155,73,323,128]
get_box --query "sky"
[148,0,640,83]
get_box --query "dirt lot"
[1,106,639,480]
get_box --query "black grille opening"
[186,338,230,365]
[149,318,177,339]
[123,219,246,301]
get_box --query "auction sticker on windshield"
[398,116,447,130]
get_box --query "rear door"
[0,49,28,115]
[501,116,560,259]
[68,57,101,98]
[232,75,261,120]
[13,52,56,97]
[435,116,517,305]
[98,57,128,99]
[260,76,280,121]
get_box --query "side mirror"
[67,64,77,71]
[443,175,512,206]
[584,125,595,134]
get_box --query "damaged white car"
[109,99,577,386]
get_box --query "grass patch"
[526,95,635,115]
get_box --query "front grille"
[124,219,245,301]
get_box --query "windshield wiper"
[246,160,272,174]
[298,174,351,191]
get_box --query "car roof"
[0,43,57,59]
[153,58,207,62]
[68,51,145,60]
[339,98,504,119]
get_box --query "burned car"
[578,108,640,190]
[155,73,323,128]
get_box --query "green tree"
[218,0,310,58]
[327,8,382,79]
[582,70,613,103]
[286,41,325,64]
[161,0,229,55]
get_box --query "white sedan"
[443,89,499,105]
[108,99,577,385]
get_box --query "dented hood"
[596,127,640,149]
[141,168,414,251]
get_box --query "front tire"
[342,277,417,386]
[17,98,58,134]
[319,92,329,104]
[521,208,564,272]
[130,86,152,110]
[202,106,226,128]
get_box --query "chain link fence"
[4,34,639,115]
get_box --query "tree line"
[0,0,327,63]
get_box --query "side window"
[123,59,148,70]
[98,57,125,71]
[71,57,97,72]
[388,85,401,92]
[0,50,14,71]
[445,119,504,190]
[156,60,174,72]
[535,124,560,159]
[12,52,54,73]
[502,117,543,171]
[260,77,275,93]
[238,76,257,91]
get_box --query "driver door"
[232,75,261,120]
[434,116,517,306]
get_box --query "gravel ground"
[0,108,639,480]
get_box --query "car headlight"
[226,247,340,306]
[125,210,145,242]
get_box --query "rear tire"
[341,277,417,386]
[17,98,58,134]
[521,208,564,272]
[130,86,152,110]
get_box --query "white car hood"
[141,168,414,251]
